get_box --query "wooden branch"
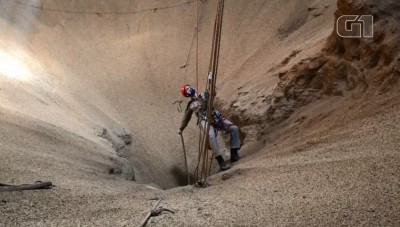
[0,182,53,192]
[139,198,175,227]
[152,206,175,216]
[139,198,162,227]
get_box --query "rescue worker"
[178,84,240,171]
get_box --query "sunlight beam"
[0,51,32,80]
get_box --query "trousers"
[199,118,240,157]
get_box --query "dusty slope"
[1,0,399,226]
[0,0,202,189]
[0,0,338,188]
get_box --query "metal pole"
[180,134,191,185]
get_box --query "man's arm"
[179,108,193,131]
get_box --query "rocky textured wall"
[224,0,400,141]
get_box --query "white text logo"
[337,15,374,38]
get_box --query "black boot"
[230,148,240,162]
[216,155,230,171]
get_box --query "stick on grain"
[0,182,53,192]
[139,198,162,227]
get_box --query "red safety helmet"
[180,84,196,97]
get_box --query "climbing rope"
[181,1,205,85]
[196,0,199,92]
[174,0,205,113]
[182,27,197,84]
[195,0,225,187]
[177,0,225,187]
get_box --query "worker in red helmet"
[178,84,240,171]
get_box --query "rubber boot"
[216,155,230,171]
[230,148,240,162]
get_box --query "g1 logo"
[337,15,374,38]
